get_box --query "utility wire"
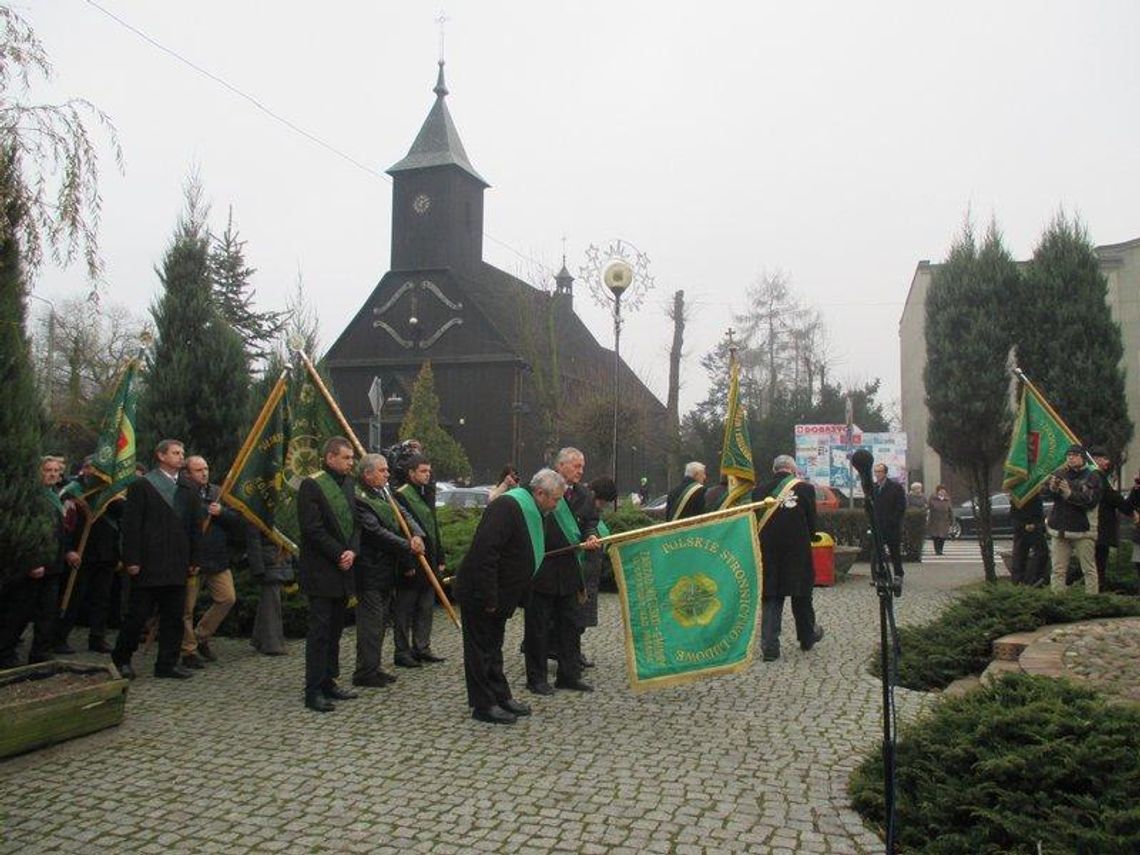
[82,0,559,279]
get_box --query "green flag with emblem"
[87,351,142,518]
[611,509,761,692]
[1002,373,1082,508]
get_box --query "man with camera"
[1044,444,1103,594]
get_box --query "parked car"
[436,486,491,510]
[951,492,1054,538]
[643,493,668,520]
[815,485,848,511]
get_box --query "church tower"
[387,62,488,272]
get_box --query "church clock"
[412,193,432,215]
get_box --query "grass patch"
[850,673,1140,853]
[877,583,1140,691]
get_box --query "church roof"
[387,62,488,187]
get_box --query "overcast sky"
[23,1,1140,418]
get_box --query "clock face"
[412,193,431,215]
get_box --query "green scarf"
[45,486,64,517]
[552,496,585,567]
[355,485,398,530]
[144,468,177,509]
[397,482,440,548]
[669,480,704,521]
[502,487,545,576]
[759,474,802,530]
[597,518,611,538]
[311,470,355,543]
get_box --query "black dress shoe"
[88,637,112,654]
[181,654,205,669]
[526,682,556,696]
[305,694,335,712]
[377,670,398,685]
[500,698,531,717]
[53,642,76,655]
[351,673,389,688]
[415,650,446,663]
[761,650,780,662]
[114,662,136,680]
[554,679,594,693]
[579,654,595,669]
[155,665,194,679]
[196,638,217,662]
[394,654,422,668]
[800,626,825,652]
[321,683,358,701]
[472,705,517,725]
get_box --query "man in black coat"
[666,461,707,521]
[352,452,423,688]
[298,437,361,712]
[871,462,907,580]
[1091,446,1128,591]
[753,455,823,662]
[394,454,445,667]
[112,440,202,680]
[523,448,601,695]
[0,456,72,668]
[454,468,566,724]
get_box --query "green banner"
[719,353,755,506]
[88,354,142,518]
[1002,378,1081,508]
[221,371,293,552]
[612,511,761,692]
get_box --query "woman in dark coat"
[927,485,954,556]
[247,523,295,656]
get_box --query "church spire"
[387,61,487,187]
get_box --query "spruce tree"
[1015,213,1132,460]
[399,360,472,481]
[0,148,55,585]
[139,181,250,473]
[925,221,1019,581]
[209,207,286,365]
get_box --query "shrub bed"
[849,673,1140,853]
[816,507,926,562]
[876,583,1140,691]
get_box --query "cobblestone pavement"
[1,561,971,854]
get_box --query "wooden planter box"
[0,660,128,759]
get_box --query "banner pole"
[297,351,461,630]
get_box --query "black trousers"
[884,536,904,577]
[353,587,393,679]
[57,559,117,643]
[393,585,434,657]
[459,600,514,710]
[761,595,816,657]
[112,583,184,673]
[1095,544,1111,591]
[1011,533,1049,585]
[0,574,61,666]
[305,595,346,697]
[523,589,581,686]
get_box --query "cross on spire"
[436,9,449,63]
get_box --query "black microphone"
[851,448,874,495]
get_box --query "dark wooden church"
[325,62,666,487]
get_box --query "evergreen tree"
[1015,213,1133,460]
[0,147,55,585]
[208,207,286,365]
[139,180,249,473]
[398,360,471,481]
[925,221,1018,581]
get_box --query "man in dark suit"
[666,461,707,521]
[298,437,361,712]
[112,440,202,680]
[454,468,566,725]
[394,454,445,667]
[753,455,823,662]
[524,448,601,695]
[872,462,907,580]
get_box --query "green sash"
[597,519,611,538]
[669,480,704,521]
[552,497,585,567]
[355,485,398,531]
[502,487,545,576]
[311,470,355,543]
[759,474,802,529]
[397,483,440,549]
[144,468,177,509]
[45,486,64,517]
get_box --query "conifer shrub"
[876,583,1140,691]
[849,673,1140,853]
[816,507,926,561]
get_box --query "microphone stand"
[858,470,902,852]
